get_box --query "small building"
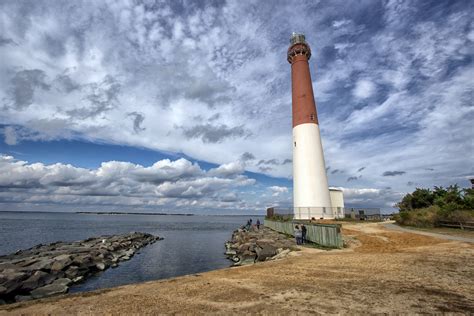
[329,188,345,219]
[345,208,382,220]
[266,207,275,218]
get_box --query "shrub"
[395,205,440,227]
[440,209,474,224]
[395,185,473,227]
[396,185,472,214]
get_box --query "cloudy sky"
[0,0,472,214]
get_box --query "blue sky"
[0,0,472,214]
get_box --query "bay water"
[0,211,263,293]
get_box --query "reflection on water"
[0,212,263,293]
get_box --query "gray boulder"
[14,295,33,302]
[271,249,291,260]
[0,262,19,270]
[235,254,256,266]
[124,249,135,257]
[255,239,275,247]
[30,283,68,299]
[95,262,106,270]
[20,271,54,291]
[225,249,237,256]
[0,270,27,294]
[248,243,257,252]
[72,255,93,268]
[51,254,72,271]
[21,258,55,271]
[53,278,72,287]
[64,265,79,279]
[255,245,277,262]
[238,243,249,252]
[0,285,7,296]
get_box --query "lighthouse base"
[293,123,332,215]
[293,207,339,220]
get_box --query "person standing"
[294,225,302,245]
[256,219,261,230]
[301,224,307,244]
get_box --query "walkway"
[383,223,474,243]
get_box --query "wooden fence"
[264,219,343,248]
[436,221,474,230]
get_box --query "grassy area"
[394,206,474,228]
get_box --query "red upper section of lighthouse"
[288,33,319,127]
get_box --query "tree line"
[395,185,474,227]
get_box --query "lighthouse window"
[294,142,296,147]
[310,114,315,121]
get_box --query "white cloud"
[338,187,404,209]
[3,126,17,145]
[0,154,256,212]
[352,79,376,100]
[269,186,289,197]
[332,19,351,28]
[208,161,245,177]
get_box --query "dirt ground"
[1,222,473,315]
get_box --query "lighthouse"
[288,33,333,219]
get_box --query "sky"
[0,0,472,214]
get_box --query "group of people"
[245,218,261,230]
[294,224,307,245]
[243,219,306,245]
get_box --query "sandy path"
[383,222,474,243]
[1,222,473,315]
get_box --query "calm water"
[0,212,263,293]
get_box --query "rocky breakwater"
[0,232,162,304]
[225,226,297,266]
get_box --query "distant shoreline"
[0,211,264,217]
[75,211,195,216]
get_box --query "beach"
[2,222,473,314]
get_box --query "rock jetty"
[225,226,297,266]
[0,232,161,304]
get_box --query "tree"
[397,188,433,211]
[395,185,474,227]
[397,185,473,213]
[410,188,434,209]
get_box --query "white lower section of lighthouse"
[293,123,333,219]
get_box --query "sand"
[1,222,473,315]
